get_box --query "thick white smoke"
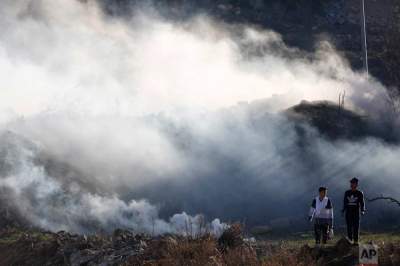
[0,130,226,235]
[0,0,388,117]
[0,0,399,234]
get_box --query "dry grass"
[127,238,314,266]
[1,226,399,265]
[125,226,317,266]
[125,229,400,265]
[261,249,316,266]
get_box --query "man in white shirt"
[308,187,334,246]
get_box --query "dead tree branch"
[367,196,400,207]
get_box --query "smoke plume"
[0,0,399,234]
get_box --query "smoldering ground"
[0,0,399,234]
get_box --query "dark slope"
[0,100,399,233]
[286,100,379,141]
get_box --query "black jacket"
[342,189,366,213]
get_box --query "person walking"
[308,187,334,247]
[342,177,366,245]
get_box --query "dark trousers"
[314,223,329,244]
[346,211,360,243]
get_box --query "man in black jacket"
[342,177,366,245]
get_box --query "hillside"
[285,100,396,141]
[2,1,400,265]
[1,100,400,233]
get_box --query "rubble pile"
[297,238,357,266]
[0,225,262,266]
[298,237,400,266]
[0,228,149,266]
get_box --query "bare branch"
[367,196,400,207]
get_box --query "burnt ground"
[0,225,399,266]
